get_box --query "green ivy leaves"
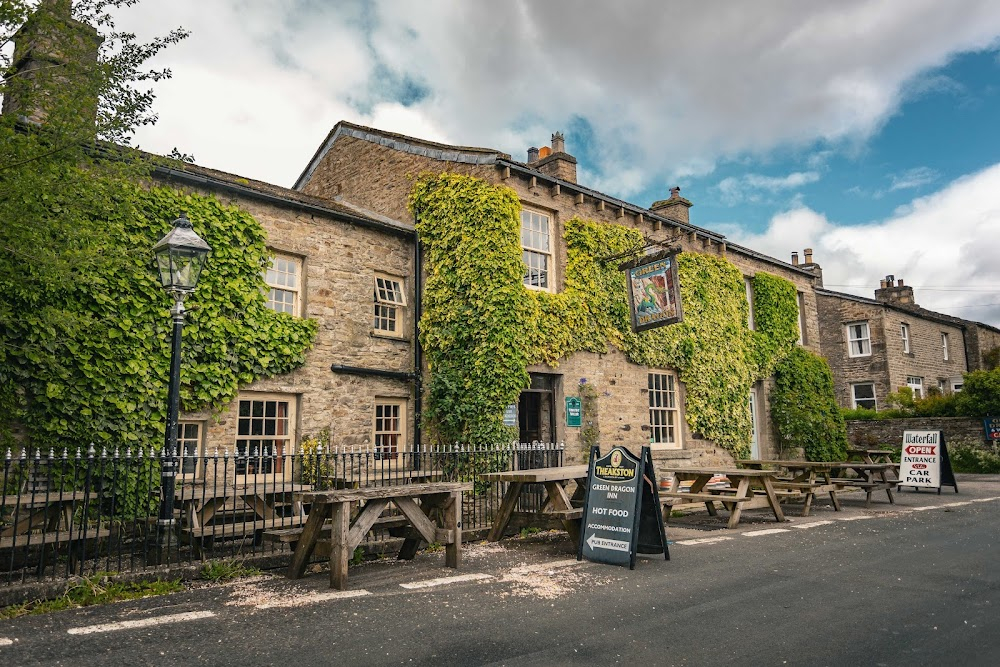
[410,173,803,456]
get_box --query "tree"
[0,1,188,447]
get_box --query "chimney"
[649,186,693,226]
[875,274,916,306]
[2,0,104,126]
[533,131,577,183]
[791,251,799,266]
[527,147,539,163]
[798,248,823,287]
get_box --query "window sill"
[370,330,410,343]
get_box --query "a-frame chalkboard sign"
[898,430,959,494]
[577,445,669,569]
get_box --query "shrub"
[769,347,848,461]
[948,443,1000,474]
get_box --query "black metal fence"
[0,442,564,586]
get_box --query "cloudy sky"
[106,0,1000,325]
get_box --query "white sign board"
[900,430,942,489]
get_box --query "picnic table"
[282,481,472,590]
[174,480,312,552]
[324,468,443,489]
[0,491,112,550]
[847,448,896,464]
[479,465,589,542]
[738,460,843,516]
[659,468,787,529]
[827,462,899,507]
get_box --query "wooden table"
[0,491,111,551]
[827,462,899,507]
[286,482,472,590]
[174,481,312,550]
[738,460,843,516]
[847,449,896,464]
[324,468,443,489]
[479,465,589,543]
[659,468,787,529]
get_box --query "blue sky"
[105,1,1000,325]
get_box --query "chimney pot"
[791,252,799,266]
[879,279,887,289]
[551,131,565,154]
[897,279,904,287]
[527,147,539,163]
[803,248,813,264]
[670,186,681,199]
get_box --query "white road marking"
[791,521,834,529]
[838,515,876,521]
[970,497,1000,503]
[911,506,938,511]
[257,590,370,609]
[0,638,14,647]
[675,536,733,545]
[742,528,791,536]
[399,573,494,589]
[939,502,972,508]
[67,610,215,635]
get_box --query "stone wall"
[169,179,419,454]
[846,417,989,448]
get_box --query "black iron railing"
[0,442,564,585]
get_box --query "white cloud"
[106,0,1000,190]
[889,166,939,191]
[716,171,820,205]
[729,163,1000,327]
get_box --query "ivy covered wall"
[410,173,803,458]
[1,183,317,452]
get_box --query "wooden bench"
[479,466,589,542]
[263,515,409,553]
[658,468,787,529]
[285,482,472,590]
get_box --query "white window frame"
[520,208,553,291]
[177,420,205,479]
[942,333,950,361]
[235,393,296,478]
[846,321,871,357]
[900,323,910,354]
[373,398,407,459]
[745,277,755,330]
[265,254,302,316]
[906,376,923,399]
[648,372,681,449]
[851,383,877,410]
[951,377,964,393]
[373,273,407,337]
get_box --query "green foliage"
[410,173,804,457]
[770,347,848,461]
[956,369,1000,418]
[200,560,261,582]
[410,173,533,445]
[949,443,1000,474]
[578,380,600,451]
[0,572,183,618]
[299,427,334,486]
[982,346,1000,370]
[2,185,317,455]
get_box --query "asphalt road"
[1,476,998,667]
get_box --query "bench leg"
[801,492,814,517]
[444,491,460,569]
[329,501,351,590]
[829,490,842,512]
[704,501,718,516]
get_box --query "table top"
[848,448,894,455]
[325,469,443,481]
[739,459,837,469]
[825,462,897,470]
[298,481,473,503]
[661,467,778,478]
[1,491,97,506]
[479,465,589,483]
[174,481,312,500]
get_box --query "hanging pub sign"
[623,251,683,332]
[577,445,669,569]
[898,430,958,494]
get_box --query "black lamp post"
[152,212,210,563]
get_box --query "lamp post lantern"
[152,212,210,563]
